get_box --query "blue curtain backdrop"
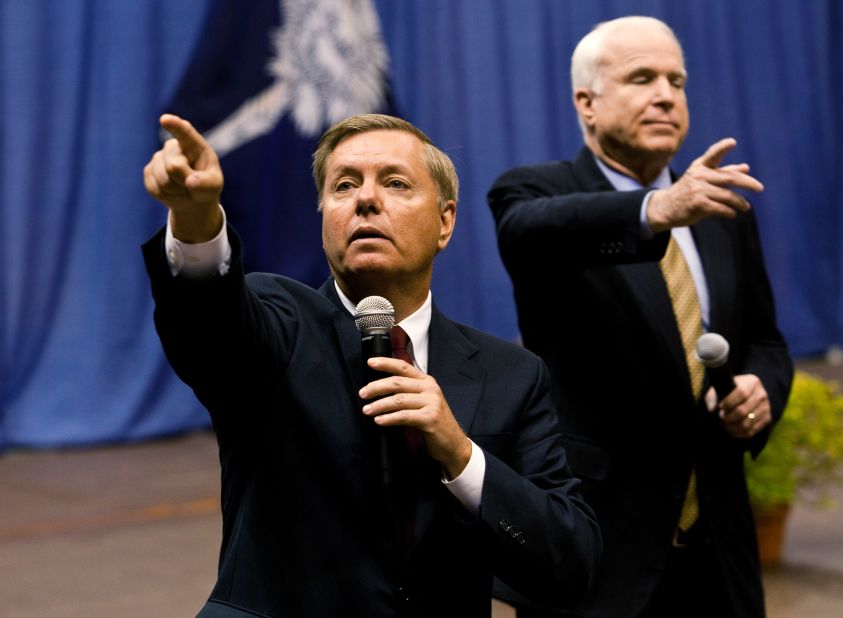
[2,0,841,449]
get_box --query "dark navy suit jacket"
[143,227,601,618]
[488,148,793,618]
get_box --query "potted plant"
[744,370,843,566]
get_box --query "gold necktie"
[659,235,704,533]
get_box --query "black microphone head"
[354,296,395,334]
[695,332,730,368]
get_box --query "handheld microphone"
[354,296,395,484]
[354,295,395,381]
[694,332,737,401]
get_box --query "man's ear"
[437,200,456,252]
[573,88,596,128]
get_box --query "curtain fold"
[2,0,840,448]
[1,1,213,449]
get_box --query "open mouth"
[350,228,388,242]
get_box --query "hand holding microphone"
[353,296,472,480]
[695,332,770,438]
[694,332,736,401]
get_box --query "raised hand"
[143,114,224,242]
[647,138,764,233]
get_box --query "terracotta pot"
[753,503,791,567]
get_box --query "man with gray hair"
[143,112,601,616]
[489,15,792,618]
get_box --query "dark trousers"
[639,532,737,618]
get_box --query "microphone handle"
[361,330,395,485]
[361,331,392,383]
[708,364,737,401]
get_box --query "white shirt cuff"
[164,206,232,278]
[442,439,485,518]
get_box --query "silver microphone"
[354,296,395,364]
[354,295,395,335]
[695,332,736,400]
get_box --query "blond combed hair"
[312,114,458,210]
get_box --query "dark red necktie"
[390,325,421,456]
[389,325,421,546]
[389,325,413,364]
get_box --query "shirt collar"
[334,282,432,373]
[593,153,672,191]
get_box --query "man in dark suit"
[142,112,601,617]
[488,16,792,618]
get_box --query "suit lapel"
[619,219,735,376]
[693,219,735,334]
[318,278,365,394]
[319,279,377,466]
[427,306,483,432]
[616,261,692,391]
[411,305,484,545]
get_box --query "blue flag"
[166,0,396,284]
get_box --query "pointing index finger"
[697,137,738,169]
[159,114,208,165]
